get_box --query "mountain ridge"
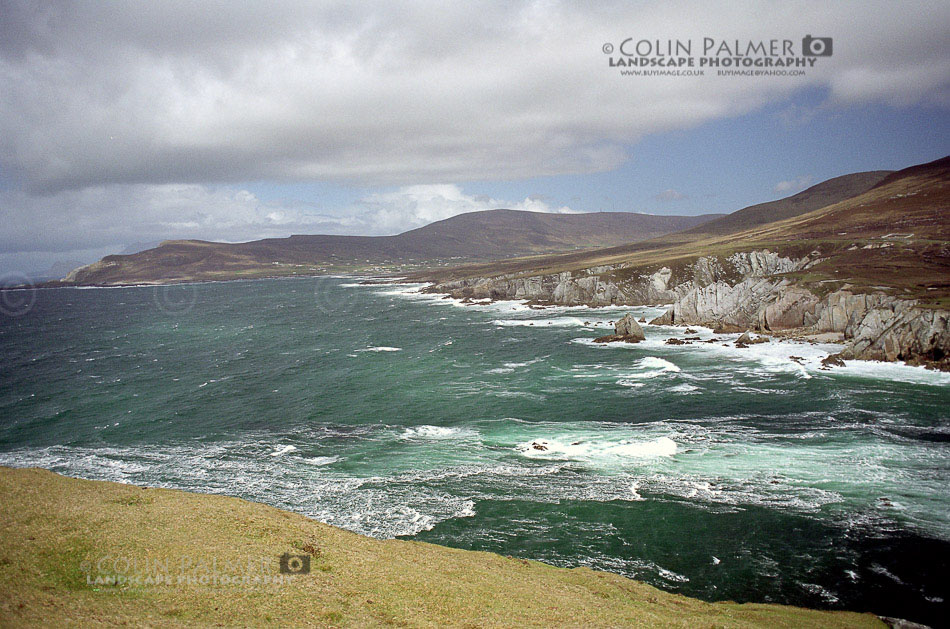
[415,168,895,284]
[61,210,723,286]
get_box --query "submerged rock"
[593,334,641,344]
[821,353,847,368]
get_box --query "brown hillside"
[63,210,722,285]
[415,158,949,305]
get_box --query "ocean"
[1,277,948,624]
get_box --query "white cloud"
[656,189,687,202]
[0,183,574,255]
[0,184,347,253]
[773,176,814,193]
[0,0,947,193]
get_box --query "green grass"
[0,467,884,628]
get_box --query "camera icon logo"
[802,35,832,56]
[279,553,311,575]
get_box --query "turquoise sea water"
[1,277,948,624]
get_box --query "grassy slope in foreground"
[0,467,883,628]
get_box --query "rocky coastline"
[423,249,950,371]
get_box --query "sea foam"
[400,425,479,440]
[517,436,678,462]
[270,445,298,457]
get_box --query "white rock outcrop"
[430,249,949,367]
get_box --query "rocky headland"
[424,249,950,370]
[415,157,950,371]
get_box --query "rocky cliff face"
[429,250,811,306]
[64,259,120,284]
[428,263,683,306]
[653,280,949,368]
[428,250,949,369]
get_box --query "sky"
[1,0,949,277]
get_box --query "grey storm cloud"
[0,0,949,270]
[2,0,948,194]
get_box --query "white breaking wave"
[616,380,646,388]
[638,356,681,373]
[670,383,699,393]
[657,566,691,583]
[832,359,950,386]
[305,455,340,466]
[640,356,680,371]
[487,390,546,401]
[572,337,642,350]
[629,480,645,501]
[400,425,479,440]
[614,357,682,385]
[517,436,678,462]
[357,346,402,352]
[270,445,298,457]
[492,316,592,328]
[504,359,543,368]
[312,495,477,539]
[488,358,547,374]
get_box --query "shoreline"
[402,281,950,374]
[6,273,943,376]
[0,465,888,628]
[410,250,950,372]
[1,271,368,292]
[9,267,947,372]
